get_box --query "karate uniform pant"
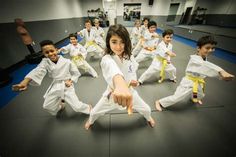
[159,78,205,108]
[86,44,104,58]
[88,90,152,124]
[131,37,139,50]
[95,38,106,49]
[135,49,154,63]
[132,39,142,56]
[75,60,98,77]
[139,63,176,83]
[43,85,90,115]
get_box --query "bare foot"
[85,119,92,130]
[155,101,162,111]
[198,100,203,105]
[147,117,155,128]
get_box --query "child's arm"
[192,56,234,79]
[77,30,84,38]
[101,56,133,108]
[57,44,70,54]
[219,70,234,81]
[112,75,132,108]
[12,78,31,91]
[152,33,159,38]
[143,32,152,40]
[13,59,48,89]
[166,51,176,57]
[157,43,176,57]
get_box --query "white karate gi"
[25,56,90,115]
[88,54,152,124]
[130,26,141,48]
[92,26,106,49]
[61,43,98,77]
[159,54,223,108]
[138,41,176,83]
[131,25,148,56]
[79,28,104,57]
[135,30,159,63]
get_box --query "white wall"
[0,0,83,23]
[80,0,103,17]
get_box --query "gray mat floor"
[0,39,236,157]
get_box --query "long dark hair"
[105,24,132,59]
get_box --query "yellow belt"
[85,41,101,51]
[86,41,95,46]
[156,56,168,83]
[144,47,156,51]
[186,74,205,103]
[72,55,84,62]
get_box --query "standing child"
[93,18,106,49]
[138,29,176,84]
[135,21,159,64]
[130,19,141,49]
[58,33,98,78]
[85,24,155,130]
[155,36,234,111]
[132,17,149,56]
[78,19,103,58]
[12,40,91,116]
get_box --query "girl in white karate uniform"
[155,36,234,111]
[130,19,141,49]
[85,24,155,130]
[132,17,149,56]
[93,18,106,49]
[138,29,176,84]
[59,33,98,78]
[135,21,160,64]
[78,19,103,58]
[12,40,91,116]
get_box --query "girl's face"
[197,44,215,58]
[109,35,125,57]
[70,37,78,45]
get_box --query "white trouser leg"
[43,90,61,115]
[64,86,90,114]
[159,85,192,108]
[132,40,142,56]
[139,65,159,83]
[132,90,152,121]
[135,51,149,63]
[88,97,119,124]
[82,61,98,77]
[165,64,177,80]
